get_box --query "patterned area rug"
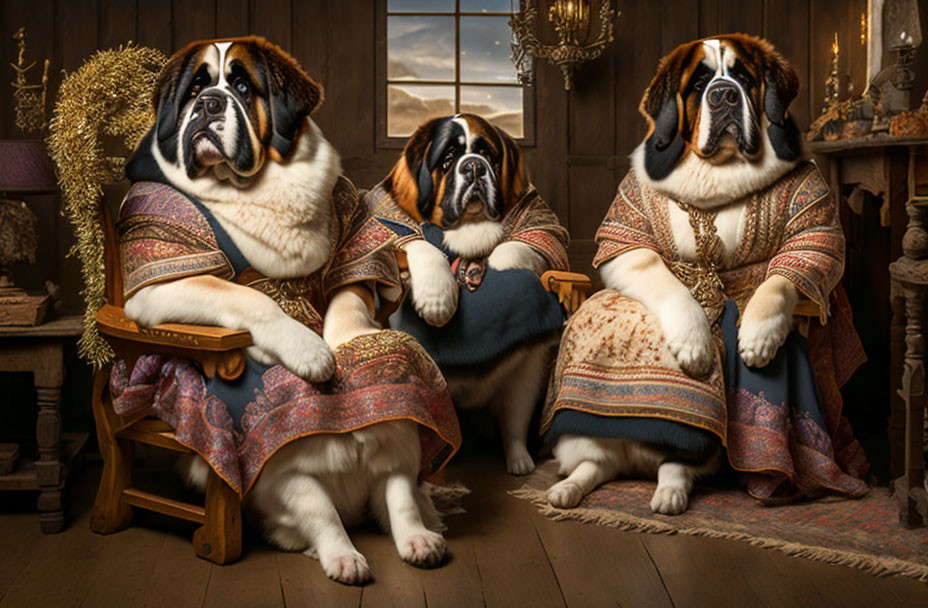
[511,460,928,582]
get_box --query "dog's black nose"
[460,158,487,183]
[706,81,741,108]
[201,95,226,117]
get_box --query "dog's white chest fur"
[666,199,747,266]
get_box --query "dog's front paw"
[398,530,446,568]
[658,299,714,377]
[546,480,584,508]
[738,276,798,368]
[321,550,371,585]
[505,445,535,476]
[406,241,458,326]
[738,313,792,368]
[487,241,545,274]
[650,484,689,515]
[253,317,335,382]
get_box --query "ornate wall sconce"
[509,0,618,91]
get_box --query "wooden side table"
[0,316,86,533]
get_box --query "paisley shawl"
[110,177,461,495]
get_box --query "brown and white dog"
[381,114,559,475]
[124,37,446,584]
[547,35,805,514]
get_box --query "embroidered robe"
[542,161,870,502]
[110,177,461,495]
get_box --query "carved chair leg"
[89,369,134,534]
[193,469,242,564]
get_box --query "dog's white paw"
[650,484,689,515]
[487,241,545,274]
[505,445,535,476]
[546,480,584,508]
[738,312,791,368]
[398,530,446,568]
[321,550,371,585]
[658,299,714,377]
[406,240,458,326]
[252,316,335,382]
[410,276,458,326]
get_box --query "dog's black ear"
[151,49,198,163]
[386,116,449,220]
[256,38,324,161]
[763,50,802,161]
[638,44,692,180]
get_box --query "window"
[384,0,528,141]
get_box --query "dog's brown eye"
[235,80,249,95]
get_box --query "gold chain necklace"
[670,202,726,324]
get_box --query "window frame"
[375,0,536,149]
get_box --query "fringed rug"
[510,460,928,583]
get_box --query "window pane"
[460,0,515,13]
[459,17,517,83]
[460,86,523,138]
[388,0,454,12]
[388,85,455,137]
[388,16,455,81]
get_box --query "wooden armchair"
[47,45,247,565]
[89,202,248,564]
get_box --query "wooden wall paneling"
[99,0,138,50]
[808,0,844,121]
[215,0,250,39]
[613,0,661,169]
[764,0,811,130]
[567,160,620,240]
[250,0,291,52]
[55,0,100,74]
[172,0,216,48]
[530,65,570,233]
[661,0,701,50]
[567,33,615,156]
[137,0,173,53]
[699,0,721,37]
[718,0,764,35]
[292,1,332,135]
[325,2,375,160]
[54,0,101,310]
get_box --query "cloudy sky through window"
[387,3,523,137]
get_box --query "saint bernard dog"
[380,114,563,475]
[124,37,448,584]
[547,34,806,514]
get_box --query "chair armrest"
[794,299,821,318]
[95,304,252,380]
[541,270,594,315]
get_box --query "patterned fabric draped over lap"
[543,162,870,503]
[110,178,461,496]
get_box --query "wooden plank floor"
[1,453,926,608]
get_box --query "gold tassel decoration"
[46,45,167,367]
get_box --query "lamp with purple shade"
[0,139,58,325]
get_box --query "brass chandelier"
[509,0,618,90]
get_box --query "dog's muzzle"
[701,80,759,157]
[185,91,234,174]
[450,155,499,224]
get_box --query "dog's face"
[145,36,323,181]
[640,34,801,181]
[387,114,528,228]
